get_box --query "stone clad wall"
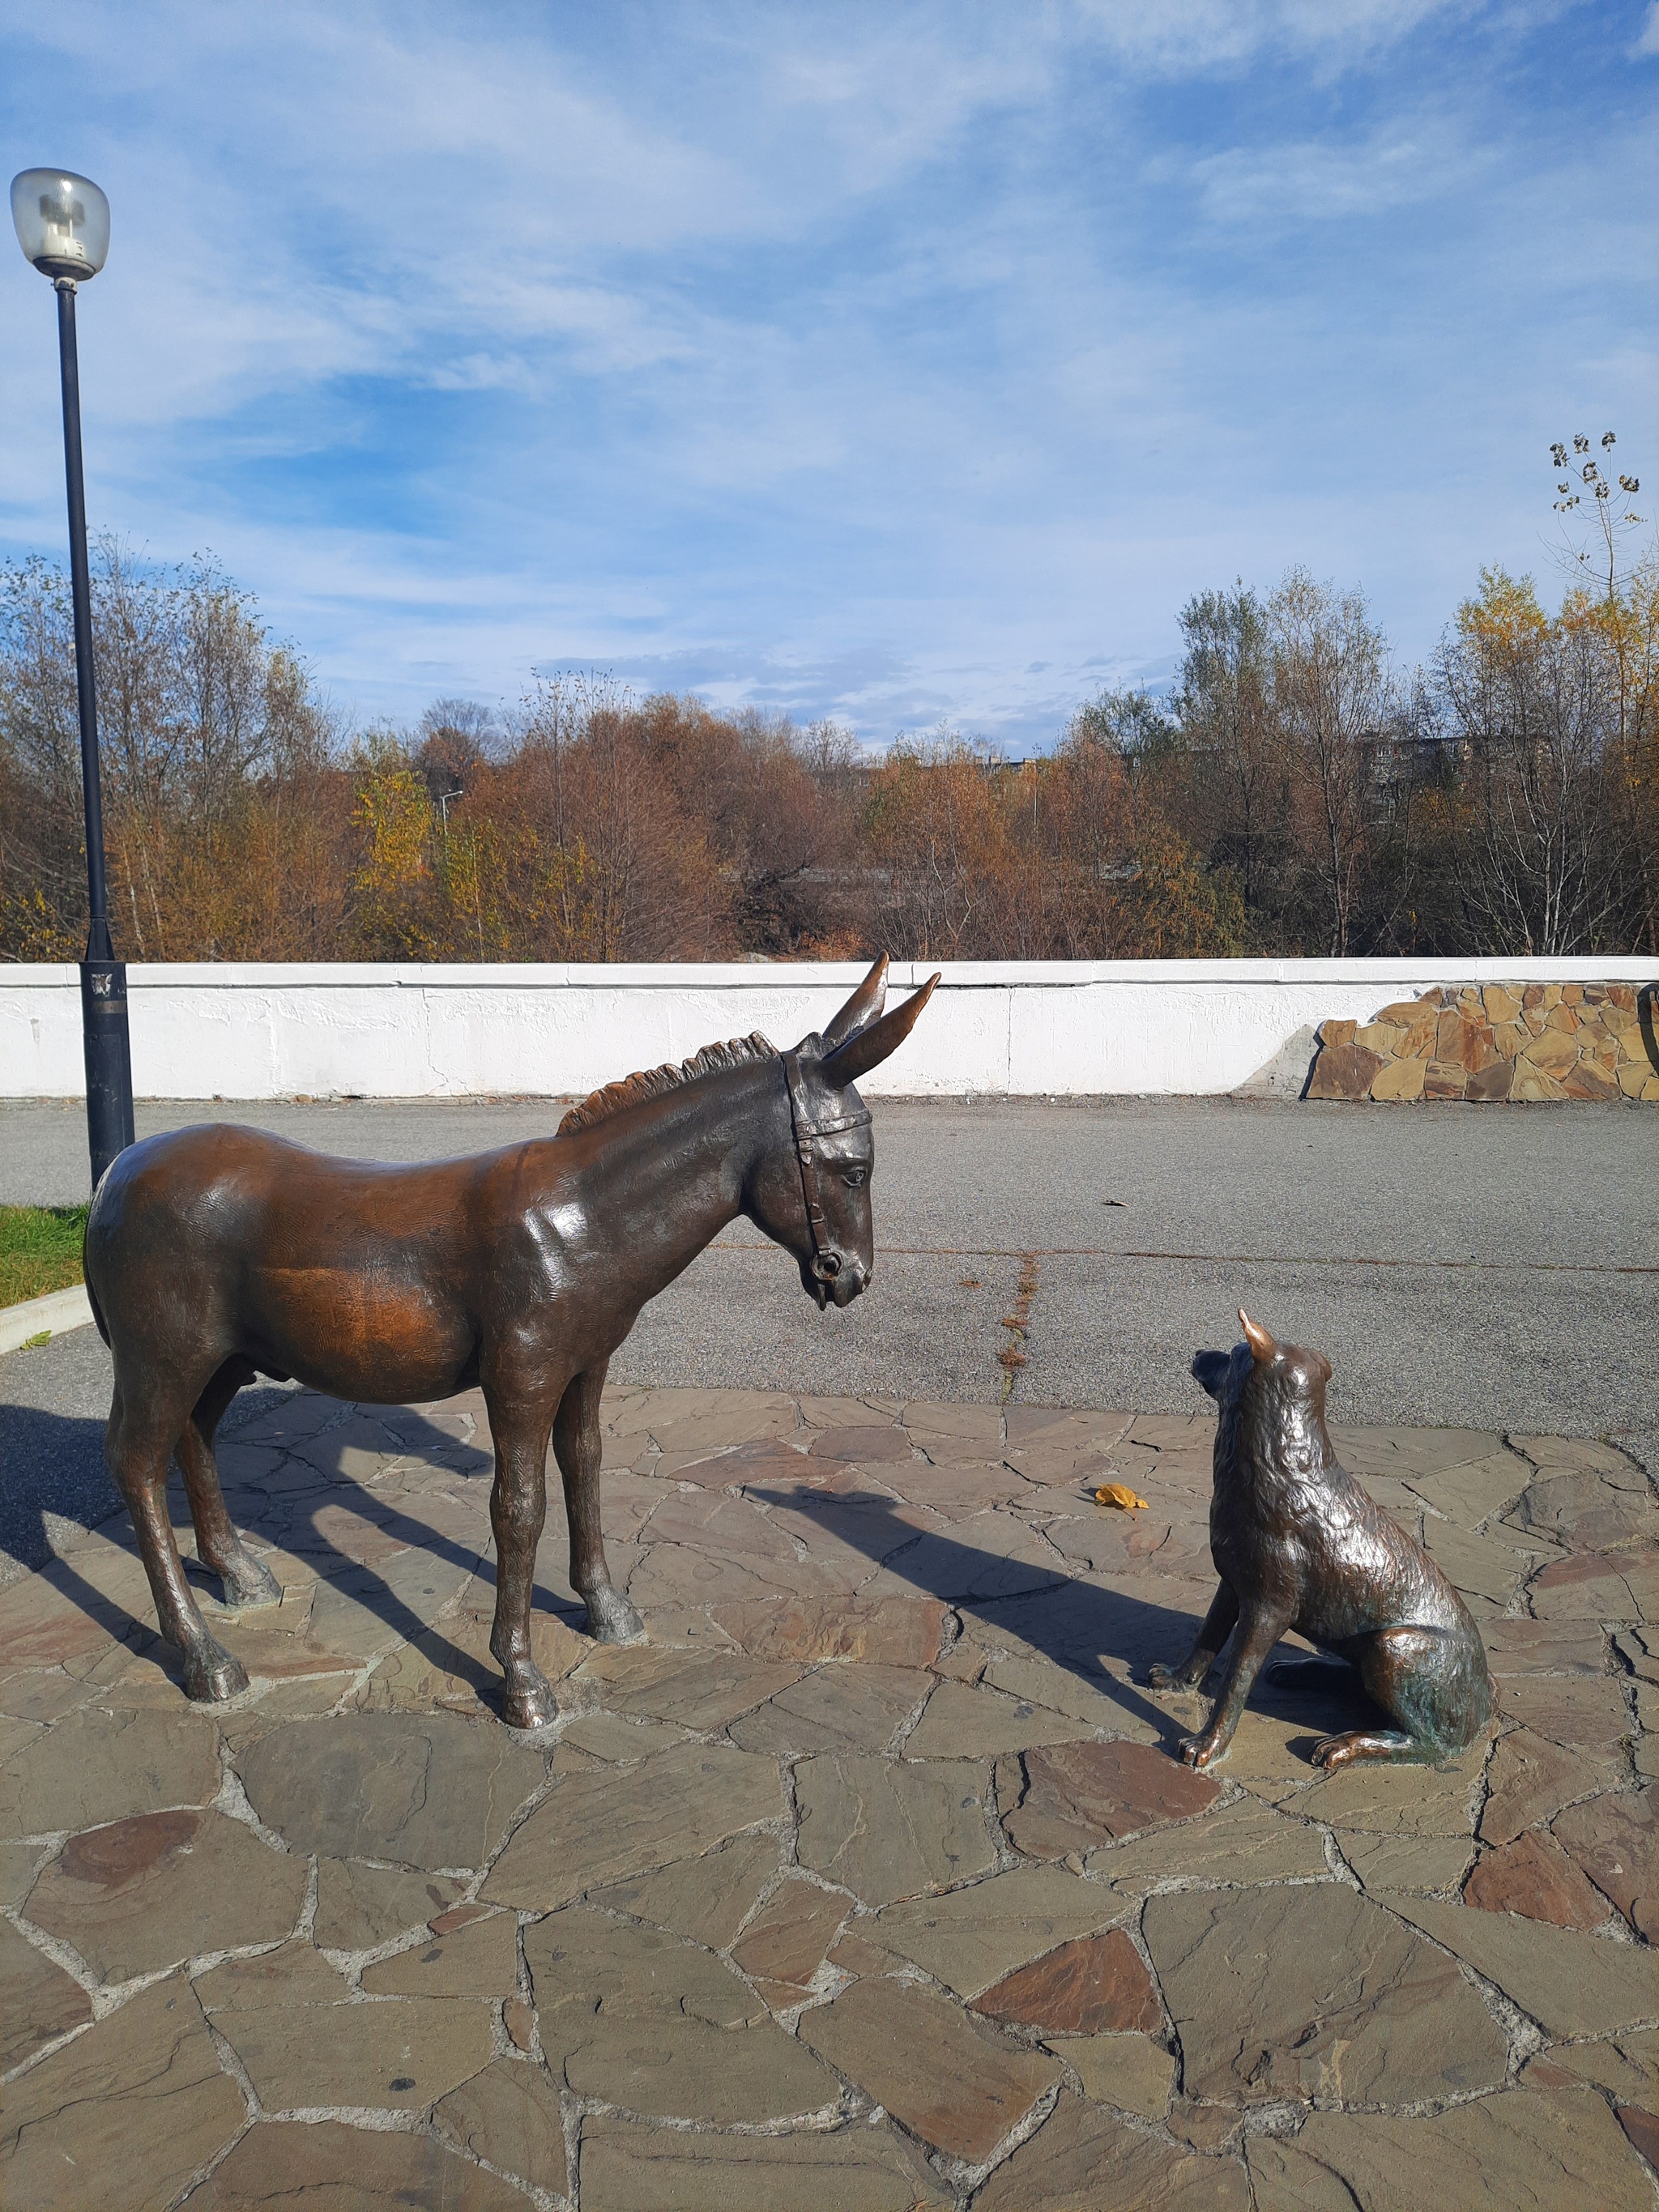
[1307,982,1657,1102]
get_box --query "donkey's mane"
[557,1032,777,1136]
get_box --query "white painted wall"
[2,960,1653,1101]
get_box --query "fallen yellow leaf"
[1094,1481,1149,1510]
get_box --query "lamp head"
[11,168,109,282]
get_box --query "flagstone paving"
[0,1383,1655,2209]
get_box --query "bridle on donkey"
[781,1042,871,1288]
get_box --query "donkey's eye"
[842,1167,868,1188]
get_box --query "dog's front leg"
[1148,1579,1239,1691]
[1178,1605,1288,1770]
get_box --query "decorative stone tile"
[868,1864,1122,1997]
[313,1858,467,1950]
[728,1663,930,1755]
[435,2057,568,2197]
[1377,1893,1659,2038]
[558,1710,689,1763]
[0,1839,45,1910]
[1482,1617,1607,1676]
[24,1808,307,1984]
[975,2091,1249,2212]
[237,1712,543,1869]
[808,1423,913,1464]
[795,1754,995,1907]
[1525,2027,1659,2103]
[799,1973,1060,2163]
[483,1740,781,1911]
[745,1475,932,1586]
[591,1829,779,1948]
[526,1906,837,2120]
[1145,1884,1508,2107]
[210,1987,495,2113]
[575,1644,801,1728]
[1290,1752,1482,1837]
[0,1916,92,2072]
[1,1977,244,2212]
[1006,1740,1221,1859]
[1245,2088,1655,2212]
[0,1705,220,1841]
[904,1399,1009,1443]
[1497,1673,1633,1749]
[1481,1728,1610,1845]
[0,1577,121,1672]
[710,1595,946,1666]
[0,1673,97,1726]
[1552,1791,1657,1940]
[906,1678,1095,1760]
[1508,1471,1659,1552]
[1050,2030,1175,2117]
[1513,1434,1649,1478]
[862,1525,1068,1609]
[1406,1452,1530,1528]
[1618,1627,1659,1685]
[979,1650,1158,1738]
[577,2114,950,2211]
[180,2120,528,2209]
[1618,2103,1659,2172]
[972,1929,1159,2034]
[1090,1798,1329,1891]
[360,1909,518,1997]
[194,1937,353,2011]
[905,1464,1035,1521]
[1307,1042,1383,1100]
[1464,1831,1611,1930]
[298,1574,419,1666]
[1530,1551,1643,1622]
[1328,1426,1503,1481]
[730,1877,849,2005]
[1421,1522,1533,1606]
[1337,1830,1473,1893]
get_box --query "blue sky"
[2,2,1654,748]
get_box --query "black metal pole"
[56,276,134,1191]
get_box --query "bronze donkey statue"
[83,957,937,1728]
[1148,1311,1492,1772]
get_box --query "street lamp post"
[11,168,134,1190]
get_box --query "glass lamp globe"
[11,168,110,281]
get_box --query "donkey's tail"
[81,1207,111,1348]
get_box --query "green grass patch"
[0,1203,89,1309]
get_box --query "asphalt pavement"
[3,1094,1655,1581]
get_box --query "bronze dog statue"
[83,957,936,1728]
[1148,1311,1492,1771]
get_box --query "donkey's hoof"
[502,1672,560,1732]
[220,1553,283,1610]
[585,1586,644,1643]
[183,1640,249,1702]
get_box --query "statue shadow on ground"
[6,1399,1385,1753]
[1,1392,582,1717]
[742,1480,1384,1757]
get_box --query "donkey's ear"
[821,954,889,1048]
[821,972,940,1086]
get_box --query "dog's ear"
[1239,1310,1277,1365]
[1191,1349,1230,1400]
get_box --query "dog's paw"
[1147,1663,1190,1691]
[1176,1732,1222,1771]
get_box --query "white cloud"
[0,0,1649,744]
[1181,117,1492,227]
